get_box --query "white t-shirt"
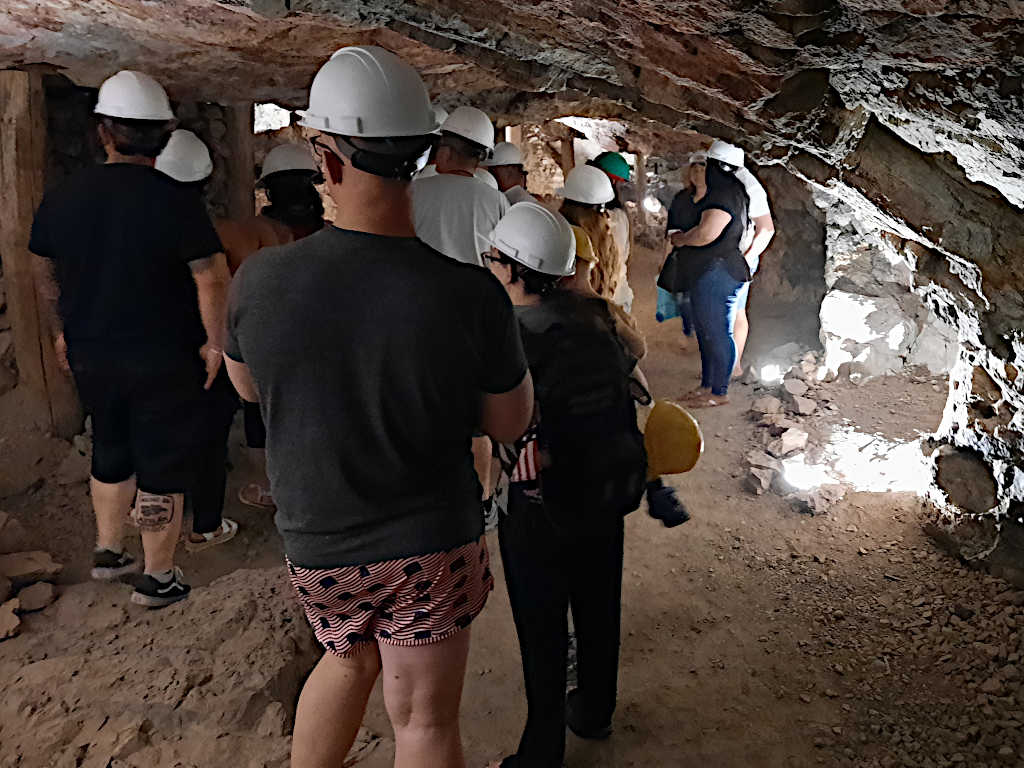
[735,167,771,269]
[735,167,770,219]
[411,173,511,267]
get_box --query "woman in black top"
[660,154,750,407]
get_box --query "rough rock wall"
[177,102,244,220]
[748,165,827,326]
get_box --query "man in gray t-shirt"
[224,46,533,768]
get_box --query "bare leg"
[733,307,750,378]
[472,436,493,500]
[92,475,137,551]
[380,629,471,768]
[291,647,382,768]
[133,491,184,574]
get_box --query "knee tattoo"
[131,492,175,532]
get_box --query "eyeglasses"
[482,253,505,265]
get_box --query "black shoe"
[131,567,191,608]
[565,689,613,740]
[91,548,140,581]
[645,480,691,528]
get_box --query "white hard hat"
[489,202,576,277]
[155,130,212,183]
[94,71,174,121]
[557,165,614,205]
[441,106,495,151]
[708,140,744,168]
[484,142,524,167]
[431,105,449,134]
[474,168,499,189]
[259,143,319,182]
[297,46,438,137]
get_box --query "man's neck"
[508,283,541,307]
[330,183,416,238]
[436,157,477,176]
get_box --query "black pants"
[242,400,266,449]
[191,369,238,534]
[499,483,624,767]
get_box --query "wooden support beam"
[559,137,575,177]
[0,70,82,436]
[223,103,255,220]
[508,125,523,147]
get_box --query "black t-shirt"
[226,226,528,568]
[29,163,222,363]
[663,183,749,289]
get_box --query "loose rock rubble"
[754,517,1024,767]
[0,568,328,768]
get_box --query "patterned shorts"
[287,537,493,657]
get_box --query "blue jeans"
[691,261,745,396]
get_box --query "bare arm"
[32,254,62,339]
[224,357,259,402]
[743,213,775,260]
[31,254,68,371]
[190,253,231,388]
[481,372,535,443]
[670,209,732,248]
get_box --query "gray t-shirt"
[227,226,528,568]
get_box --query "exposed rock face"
[1,2,1022,547]
[0,568,320,767]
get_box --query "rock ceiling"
[1,1,1021,295]
[2,1,1020,187]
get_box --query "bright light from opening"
[782,454,835,490]
[760,364,784,384]
[254,103,291,133]
[642,195,662,213]
[780,426,934,496]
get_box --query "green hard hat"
[592,151,631,182]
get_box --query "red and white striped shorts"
[287,536,493,657]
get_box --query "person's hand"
[199,344,224,390]
[670,231,686,248]
[54,333,70,373]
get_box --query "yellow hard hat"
[570,225,597,264]
[645,400,703,476]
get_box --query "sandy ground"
[6,245,1013,768]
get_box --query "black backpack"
[519,293,648,533]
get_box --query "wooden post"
[223,103,255,220]
[508,125,523,147]
[0,70,82,436]
[559,137,575,177]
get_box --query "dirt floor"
[3,246,1024,767]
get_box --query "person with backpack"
[484,201,647,768]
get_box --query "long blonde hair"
[560,201,622,300]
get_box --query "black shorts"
[71,354,207,493]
